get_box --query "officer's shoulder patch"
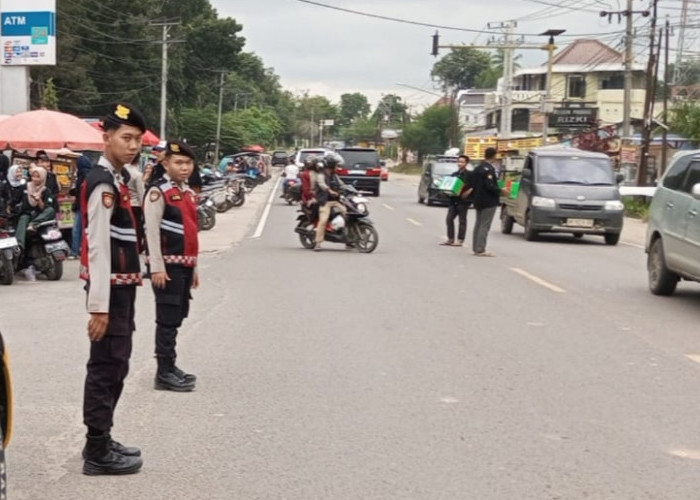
[102,192,115,208]
[149,190,161,202]
[170,194,182,202]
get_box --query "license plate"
[566,218,594,228]
[0,237,17,249]
[349,170,365,175]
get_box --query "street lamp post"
[540,29,566,145]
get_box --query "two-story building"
[483,39,647,136]
[455,88,493,132]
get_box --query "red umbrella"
[0,109,104,151]
[241,144,265,153]
[88,122,160,147]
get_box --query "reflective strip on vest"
[163,255,198,267]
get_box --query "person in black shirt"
[440,155,473,247]
[471,147,502,256]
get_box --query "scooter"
[197,195,216,231]
[0,213,20,285]
[294,185,378,253]
[282,179,301,205]
[23,220,70,281]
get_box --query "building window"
[600,73,624,89]
[567,75,586,99]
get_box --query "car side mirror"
[616,173,625,184]
[521,169,532,179]
[692,183,700,200]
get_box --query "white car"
[293,148,328,168]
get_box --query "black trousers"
[83,286,136,433]
[446,202,469,241]
[154,266,193,363]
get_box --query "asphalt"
[4,169,700,500]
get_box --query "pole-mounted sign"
[1,0,56,66]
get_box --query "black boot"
[172,365,197,384]
[155,357,195,392]
[82,436,141,459]
[82,433,143,476]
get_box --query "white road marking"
[440,396,459,404]
[406,218,422,226]
[622,241,645,249]
[685,354,700,365]
[668,448,700,460]
[382,203,395,211]
[510,267,566,293]
[251,175,282,239]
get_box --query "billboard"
[1,0,56,66]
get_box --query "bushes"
[622,196,651,221]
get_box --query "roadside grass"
[622,196,650,221]
[392,163,422,175]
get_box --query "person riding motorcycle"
[314,153,347,252]
[280,158,300,198]
[300,155,318,214]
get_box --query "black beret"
[165,141,195,160]
[102,103,147,133]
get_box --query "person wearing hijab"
[15,164,57,258]
[0,154,9,212]
[6,165,27,214]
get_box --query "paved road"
[4,173,700,499]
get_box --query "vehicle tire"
[374,185,380,197]
[500,208,514,235]
[298,222,315,249]
[215,202,230,213]
[523,211,538,241]
[45,259,63,281]
[648,238,678,296]
[355,222,379,253]
[243,178,255,193]
[0,255,13,286]
[200,209,216,231]
[604,232,620,245]
[231,192,245,207]
[425,196,433,207]
[573,232,584,239]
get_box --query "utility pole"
[151,19,181,139]
[489,21,516,140]
[661,18,670,175]
[623,0,634,140]
[214,71,226,163]
[638,0,659,186]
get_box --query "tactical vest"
[79,165,142,285]
[149,178,198,267]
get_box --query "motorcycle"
[23,220,69,281]
[282,178,301,205]
[197,195,216,231]
[294,185,378,253]
[0,213,20,285]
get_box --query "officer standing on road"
[143,141,200,392]
[79,103,145,476]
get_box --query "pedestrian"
[6,165,26,214]
[472,147,503,257]
[35,150,60,197]
[79,102,145,476]
[69,155,93,259]
[440,154,473,247]
[143,141,199,392]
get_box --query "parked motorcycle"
[0,213,20,285]
[294,185,378,253]
[198,195,216,231]
[283,179,301,205]
[23,220,69,281]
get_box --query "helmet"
[303,155,317,170]
[323,152,344,169]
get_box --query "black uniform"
[445,168,473,243]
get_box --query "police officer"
[80,103,145,476]
[143,141,200,392]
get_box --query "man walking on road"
[143,141,200,392]
[441,155,473,247]
[79,103,145,476]
[472,147,502,257]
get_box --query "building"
[455,88,492,132]
[484,39,647,135]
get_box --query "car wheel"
[500,207,514,235]
[523,211,538,241]
[355,222,379,253]
[573,233,584,239]
[648,238,679,296]
[604,232,620,245]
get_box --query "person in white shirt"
[281,160,300,196]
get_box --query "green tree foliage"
[669,102,700,142]
[372,94,408,128]
[40,78,60,110]
[400,106,460,162]
[431,47,495,90]
[340,118,377,145]
[338,93,371,128]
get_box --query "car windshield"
[337,150,379,169]
[536,156,614,185]
[433,162,458,176]
[273,152,287,158]
[299,151,325,162]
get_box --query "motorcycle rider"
[299,155,318,220]
[280,158,300,198]
[314,153,346,252]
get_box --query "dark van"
[500,147,624,245]
[335,147,382,196]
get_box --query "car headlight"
[604,200,625,211]
[532,196,556,208]
[356,203,368,214]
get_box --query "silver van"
[646,150,700,295]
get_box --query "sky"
[211,0,685,112]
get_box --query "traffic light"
[431,31,439,57]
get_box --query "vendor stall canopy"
[0,109,104,151]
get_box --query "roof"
[552,39,622,65]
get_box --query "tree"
[669,102,700,142]
[372,94,408,128]
[399,105,460,162]
[431,47,493,91]
[338,93,370,128]
[40,78,59,110]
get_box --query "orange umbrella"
[0,109,104,151]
